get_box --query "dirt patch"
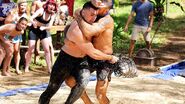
[1,29,185,104]
[1,72,185,104]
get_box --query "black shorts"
[53,50,87,72]
[28,25,51,40]
[87,57,113,81]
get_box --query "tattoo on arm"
[79,17,110,36]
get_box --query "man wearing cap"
[65,0,116,104]
[38,1,118,104]
[124,0,154,58]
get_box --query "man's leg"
[129,25,140,58]
[95,66,111,104]
[65,68,91,104]
[39,52,70,104]
[65,76,93,104]
[96,78,109,104]
[128,40,136,58]
[143,27,151,49]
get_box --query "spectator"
[4,0,28,75]
[30,0,45,16]
[53,3,68,26]
[53,0,69,48]
[124,0,154,58]
[0,0,16,26]
[24,0,57,73]
[0,17,28,76]
[30,0,54,65]
[30,0,44,63]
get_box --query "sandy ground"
[0,68,185,104]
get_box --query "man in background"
[124,0,154,58]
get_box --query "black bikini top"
[35,12,51,24]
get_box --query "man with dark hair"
[0,17,28,76]
[124,0,154,58]
[38,1,118,104]
[65,0,119,104]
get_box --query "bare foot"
[16,70,23,75]
[2,72,11,76]
[25,69,29,73]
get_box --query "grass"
[112,0,185,53]
[28,0,185,67]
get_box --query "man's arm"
[30,1,37,15]
[76,14,113,36]
[4,12,14,24]
[146,10,154,32]
[124,11,134,32]
[68,22,115,61]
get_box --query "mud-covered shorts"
[87,57,113,82]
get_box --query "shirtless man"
[30,0,45,16]
[0,17,28,76]
[65,0,115,104]
[39,1,118,104]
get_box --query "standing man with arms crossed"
[65,0,116,104]
[0,17,28,76]
[124,0,154,58]
[39,1,118,104]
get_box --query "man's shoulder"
[98,14,113,21]
[67,23,85,43]
[67,21,82,37]
[69,20,79,31]
[98,15,114,27]
[147,1,153,7]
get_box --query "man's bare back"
[93,15,114,54]
[30,0,45,15]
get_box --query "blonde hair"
[17,0,27,4]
